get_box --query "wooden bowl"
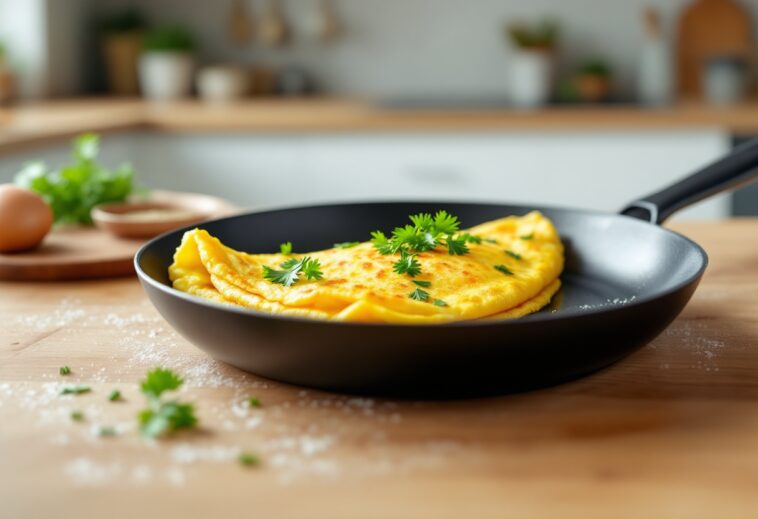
[92,191,237,239]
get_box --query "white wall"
[94,0,758,98]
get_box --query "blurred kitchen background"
[1,0,757,218]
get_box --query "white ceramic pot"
[196,66,249,102]
[139,52,194,100]
[509,50,553,108]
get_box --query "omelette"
[169,211,564,324]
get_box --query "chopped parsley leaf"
[238,452,262,467]
[138,368,198,439]
[248,397,262,408]
[433,299,449,307]
[460,233,482,244]
[70,410,85,422]
[98,426,117,437]
[483,238,498,244]
[140,368,182,399]
[505,250,522,260]
[59,366,71,376]
[412,279,431,288]
[334,241,360,249]
[393,250,421,277]
[279,242,293,255]
[262,256,323,287]
[445,234,470,255]
[61,385,91,396]
[520,233,534,240]
[108,390,122,402]
[409,288,430,301]
[494,264,514,276]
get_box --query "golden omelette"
[169,211,564,324]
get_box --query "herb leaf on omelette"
[409,288,430,302]
[263,256,323,287]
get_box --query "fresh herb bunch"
[262,256,323,287]
[142,25,196,52]
[138,368,197,439]
[15,133,136,224]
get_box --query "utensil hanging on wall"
[675,0,751,99]
[228,0,254,45]
[259,0,289,48]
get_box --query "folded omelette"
[169,211,563,324]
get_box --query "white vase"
[509,50,553,108]
[196,66,250,103]
[139,52,194,100]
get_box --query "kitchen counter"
[3,98,758,155]
[2,219,757,518]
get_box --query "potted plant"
[504,20,558,108]
[574,59,613,102]
[100,9,146,96]
[139,25,196,101]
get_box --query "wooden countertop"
[3,97,758,155]
[1,219,757,518]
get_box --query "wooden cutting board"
[676,0,753,98]
[0,226,143,281]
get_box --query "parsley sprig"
[371,210,476,259]
[138,368,197,439]
[371,210,483,304]
[371,210,481,277]
[262,257,323,287]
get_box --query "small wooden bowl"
[92,191,237,239]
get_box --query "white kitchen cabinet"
[299,130,731,219]
[0,129,732,220]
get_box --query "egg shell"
[0,184,54,252]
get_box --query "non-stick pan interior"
[139,201,706,319]
[136,201,707,396]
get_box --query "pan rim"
[134,199,709,329]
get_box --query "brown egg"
[0,184,54,252]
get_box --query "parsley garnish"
[262,256,323,287]
[138,368,197,439]
[334,241,360,249]
[238,452,262,467]
[483,238,498,244]
[140,368,182,398]
[505,250,522,260]
[61,385,91,396]
[59,366,71,376]
[393,250,421,277]
[371,210,480,283]
[520,233,534,240]
[460,233,482,244]
[370,231,395,254]
[409,288,430,301]
[494,264,514,276]
[412,279,431,288]
[248,397,262,408]
[279,242,293,255]
[98,426,117,437]
[108,390,122,402]
[445,234,470,255]
[70,410,84,422]
[433,299,448,307]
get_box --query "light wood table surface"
[1,219,757,519]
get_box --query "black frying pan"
[136,140,758,397]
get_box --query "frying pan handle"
[620,138,758,224]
